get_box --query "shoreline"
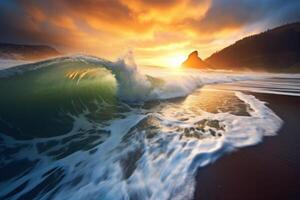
[194,93,300,200]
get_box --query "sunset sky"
[0,0,300,67]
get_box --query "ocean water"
[0,55,286,199]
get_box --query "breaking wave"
[0,54,282,200]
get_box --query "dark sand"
[194,93,300,200]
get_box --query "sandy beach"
[194,93,300,200]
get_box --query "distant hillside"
[205,22,300,72]
[182,51,210,69]
[0,43,61,60]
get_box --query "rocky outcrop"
[181,51,210,69]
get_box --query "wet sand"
[194,93,300,200]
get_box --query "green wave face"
[0,58,119,139]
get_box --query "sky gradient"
[0,0,300,67]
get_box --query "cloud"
[0,0,299,65]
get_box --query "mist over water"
[0,55,283,200]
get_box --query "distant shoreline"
[183,22,300,73]
[0,42,61,61]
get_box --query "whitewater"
[0,55,284,200]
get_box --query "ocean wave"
[0,54,283,200]
[0,54,256,102]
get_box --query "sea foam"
[0,91,283,200]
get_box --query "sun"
[162,54,187,68]
[145,53,187,68]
